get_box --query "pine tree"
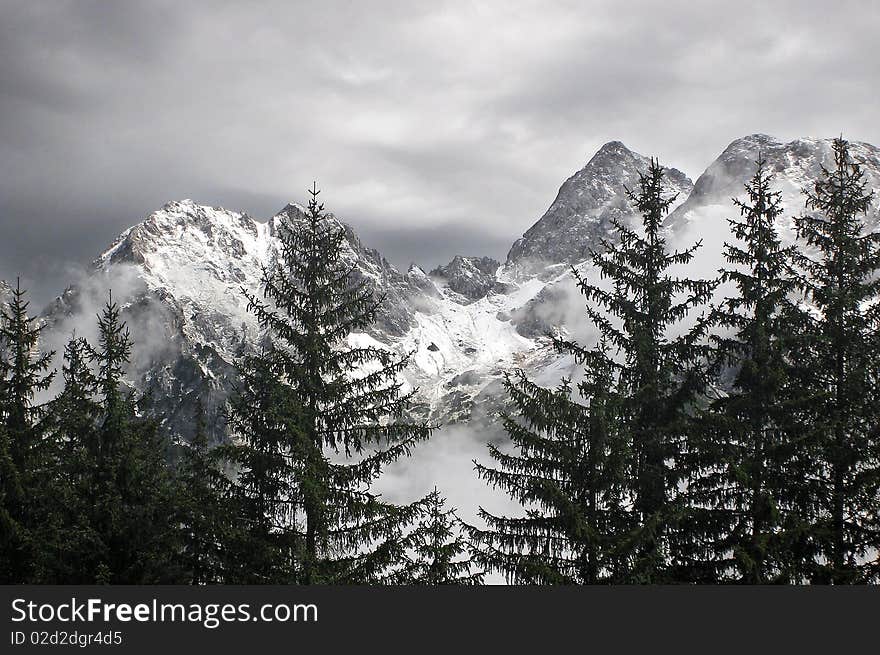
[0,279,55,582]
[687,157,808,583]
[469,348,631,584]
[34,335,103,582]
[225,184,433,584]
[793,137,880,584]
[84,295,181,583]
[0,417,22,583]
[177,401,232,584]
[55,335,102,460]
[398,488,483,585]
[570,161,715,582]
[219,353,301,582]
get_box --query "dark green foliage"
[576,161,716,582]
[218,355,301,582]
[47,296,183,583]
[177,402,232,584]
[224,185,433,584]
[0,280,55,582]
[687,157,809,583]
[793,138,880,584]
[0,421,15,579]
[472,161,715,584]
[31,335,102,582]
[470,356,630,584]
[399,488,483,585]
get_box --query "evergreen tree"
[0,417,22,583]
[177,401,230,584]
[219,353,300,582]
[85,295,181,583]
[793,137,880,584]
[55,335,102,461]
[688,157,808,583]
[0,279,55,582]
[568,161,715,582]
[225,185,433,584]
[469,350,631,584]
[399,488,483,585]
[34,335,103,582]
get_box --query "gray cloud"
[1,0,878,305]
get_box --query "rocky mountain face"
[41,201,435,440]
[505,141,694,278]
[36,135,880,443]
[667,134,880,237]
[0,279,12,306]
[429,256,506,302]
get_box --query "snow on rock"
[37,134,880,443]
[429,256,505,302]
[0,279,13,306]
[667,134,880,241]
[505,140,694,278]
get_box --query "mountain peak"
[726,133,777,148]
[590,140,650,164]
[594,139,631,155]
[0,279,13,304]
[275,202,308,219]
[430,256,502,302]
[158,199,239,217]
[506,140,693,275]
[667,133,880,233]
[96,200,262,269]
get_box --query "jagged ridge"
[34,134,880,443]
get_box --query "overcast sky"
[2,0,878,305]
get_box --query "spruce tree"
[399,487,483,585]
[225,184,433,584]
[177,401,230,584]
[55,336,102,461]
[219,353,300,582]
[0,417,23,583]
[688,157,808,583]
[469,350,631,584]
[0,279,55,582]
[35,335,103,582]
[85,295,181,583]
[568,161,715,582]
[793,137,880,584]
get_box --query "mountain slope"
[668,134,880,236]
[36,134,880,444]
[0,279,12,306]
[505,140,693,277]
[42,200,437,439]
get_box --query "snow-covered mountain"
[41,201,437,439]
[0,279,12,306]
[505,140,694,278]
[667,134,880,237]
[37,135,880,443]
[429,256,507,302]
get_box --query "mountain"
[667,134,880,237]
[36,134,880,443]
[0,279,12,306]
[41,200,434,440]
[429,256,507,302]
[505,141,693,277]
[39,200,544,438]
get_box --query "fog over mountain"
[8,133,875,445]
[3,132,879,564]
